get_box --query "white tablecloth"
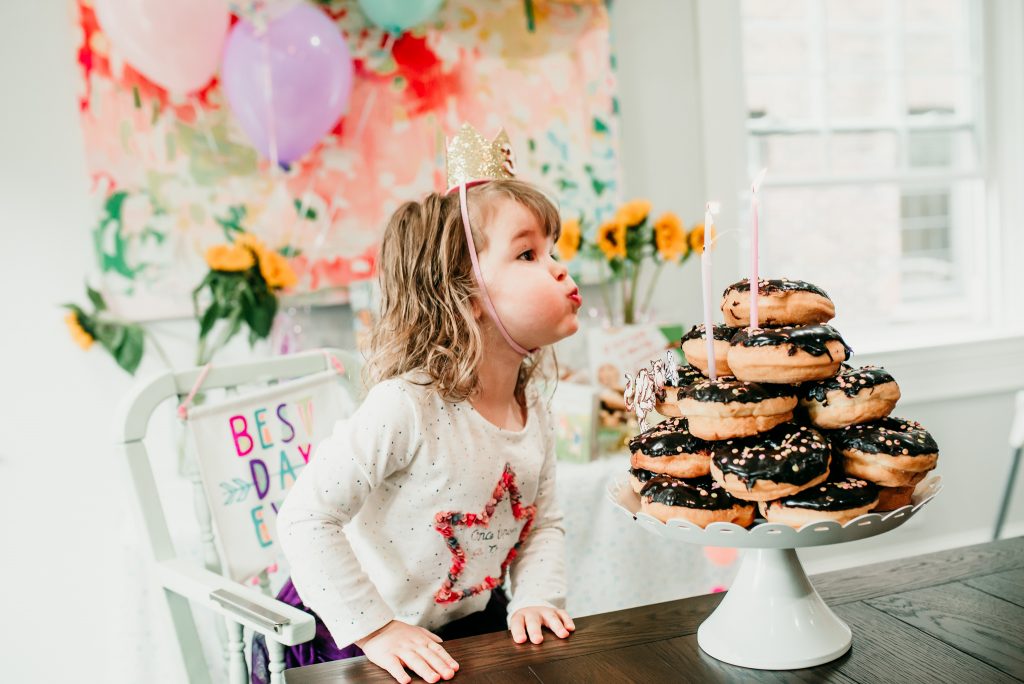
[555,455,740,617]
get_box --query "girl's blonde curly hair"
[365,179,561,408]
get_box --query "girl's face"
[476,197,581,351]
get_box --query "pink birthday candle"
[702,202,719,381]
[749,169,767,329]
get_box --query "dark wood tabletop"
[285,536,1024,683]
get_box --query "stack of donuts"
[628,278,939,529]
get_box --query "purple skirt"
[251,579,509,683]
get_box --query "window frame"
[694,0,1024,352]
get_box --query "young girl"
[270,156,581,683]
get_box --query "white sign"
[187,370,353,581]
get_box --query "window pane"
[827,77,890,120]
[905,74,961,116]
[746,76,816,123]
[829,132,899,172]
[751,133,828,174]
[826,0,888,26]
[759,184,902,323]
[907,130,977,169]
[744,29,812,74]
[904,33,957,73]
[904,0,961,27]
[827,30,888,73]
[744,0,810,23]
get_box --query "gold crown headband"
[445,124,517,193]
[444,123,535,355]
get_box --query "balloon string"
[352,32,397,143]
[189,95,221,157]
[260,28,279,170]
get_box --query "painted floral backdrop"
[74,0,621,319]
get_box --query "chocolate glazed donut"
[728,324,853,384]
[830,416,938,487]
[628,467,658,494]
[721,278,835,327]
[759,477,880,528]
[801,364,900,428]
[676,378,798,441]
[710,423,831,501]
[640,475,755,527]
[629,417,714,479]
[680,324,739,377]
[654,365,707,418]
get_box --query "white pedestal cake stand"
[607,474,942,670]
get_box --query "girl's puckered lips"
[568,288,582,307]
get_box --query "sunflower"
[205,244,255,272]
[234,232,268,259]
[615,199,652,227]
[597,219,628,260]
[259,249,298,290]
[689,223,718,254]
[653,212,688,262]
[64,311,94,350]
[556,218,582,262]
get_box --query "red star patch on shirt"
[432,463,537,604]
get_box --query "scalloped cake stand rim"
[607,472,942,549]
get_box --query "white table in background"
[554,455,739,617]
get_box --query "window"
[740,0,984,328]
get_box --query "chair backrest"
[114,348,363,578]
[185,358,358,581]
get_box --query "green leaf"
[198,302,221,340]
[86,284,107,312]
[116,326,145,375]
[293,199,318,221]
[104,191,128,220]
[224,312,244,347]
[214,205,248,241]
[192,270,214,299]
[62,303,86,318]
[62,304,97,337]
[244,293,276,339]
[93,321,126,351]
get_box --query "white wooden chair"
[113,347,364,683]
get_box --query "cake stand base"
[697,547,851,669]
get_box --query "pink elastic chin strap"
[457,182,537,356]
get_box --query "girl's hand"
[355,620,459,683]
[509,606,576,645]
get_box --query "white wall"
[0,2,172,681]
[2,1,1022,682]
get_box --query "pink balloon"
[94,0,229,95]
[221,4,354,166]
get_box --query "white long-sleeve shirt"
[276,376,566,648]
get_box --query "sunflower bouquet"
[556,199,711,324]
[194,231,297,364]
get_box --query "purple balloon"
[222,4,354,165]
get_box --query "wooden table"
[285,537,1024,683]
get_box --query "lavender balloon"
[222,3,354,166]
